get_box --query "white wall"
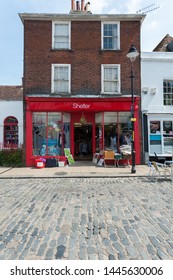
[0,101,23,145]
[141,52,173,113]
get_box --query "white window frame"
[52,21,71,49]
[163,79,173,106]
[51,64,71,94]
[101,64,121,95]
[101,21,120,50]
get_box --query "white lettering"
[73,103,90,109]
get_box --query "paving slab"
[0,163,149,178]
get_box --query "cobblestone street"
[0,177,173,260]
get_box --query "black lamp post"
[126,44,139,174]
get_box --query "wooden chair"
[152,161,171,180]
[103,150,115,167]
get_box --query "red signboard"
[26,97,139,112]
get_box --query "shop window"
[32,112,70,156]
[51,64,71,94]
[102,22,120,50]
[95,112,131,152]
[163,121,173,154]
[4,116,18,147]
[150,121,160,134]
[149,121,161,154]
[101,64,120,94]
[163,80,173,105]
[95,113,104,152]
[52,22,71,49]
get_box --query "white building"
[0,86,23,148]
[141,37,173,162]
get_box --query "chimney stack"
[71,0,75,10]
[70,0,92,14]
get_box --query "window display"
[149,119,173,155]
[33,112,70,156]
[95,112,132,152]
[4,116,18,147]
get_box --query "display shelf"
[4,125,18,147]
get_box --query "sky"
[0,0,172,85]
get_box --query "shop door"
[74,124,92,160]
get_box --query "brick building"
[19,0,145,167]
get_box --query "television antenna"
[136,3,160,14]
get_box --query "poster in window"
[163,121,172,133]
[150,121,160,133]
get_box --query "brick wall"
[24,19,141,96]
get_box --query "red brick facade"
[23,18,141,96]
[20,12,145,166]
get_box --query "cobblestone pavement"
[0,177,173,260]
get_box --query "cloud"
[125,0,143,13]
[91,0,110,13]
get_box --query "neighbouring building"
[0,86,23,149]
[19,0,145,167]
[141,34,173,162]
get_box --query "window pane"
[54,66,69,93]
[150,121,160,133]
[104,81,117,92]
[54,23,69,49]
[103,23,118,50]
[6,117,18,123]
[163,80,173,105]
[103,66,119,93]
[163,121,172,133]
[33,113,46,156]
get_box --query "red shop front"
[25,96,141,166]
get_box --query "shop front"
[144,114,173,161]
[25,97,141,166]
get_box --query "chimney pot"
[85,2,90,11]
[76,1,80,10]
[71,0,75,10]
[81,0,85,11]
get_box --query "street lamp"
[126,44,139,174]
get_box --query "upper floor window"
[51,64,71,94]
[101,64,120,94]
[102,22,119,50]
[163,80,173,105]
[52,22,71,49]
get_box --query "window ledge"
[99,49,121,53]
[50,48,73,52]
[101,93,121,96]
